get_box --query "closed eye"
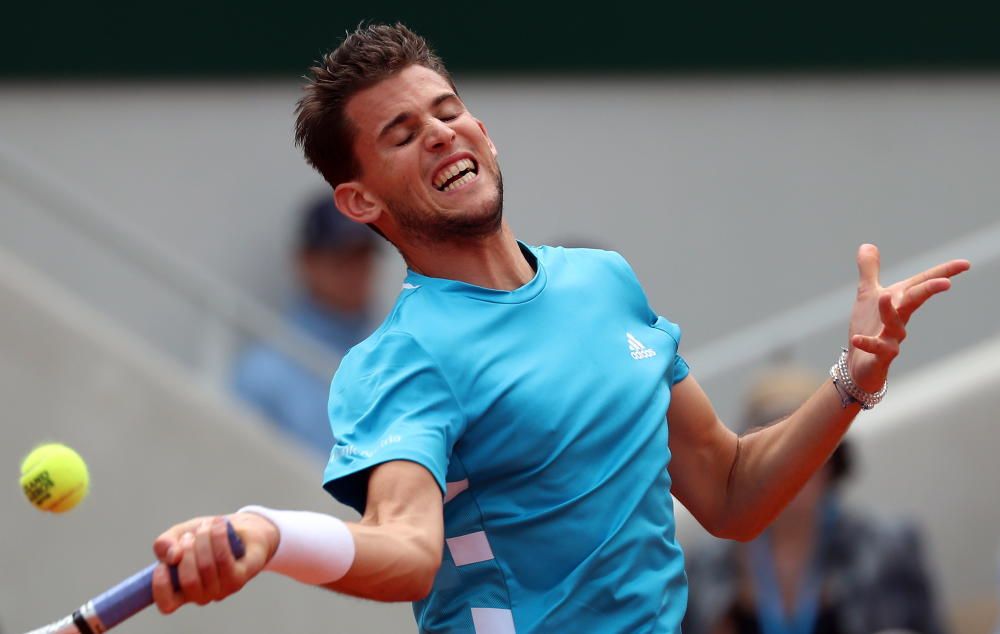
[395,132,415,147]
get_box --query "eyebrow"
[377,92,461,140]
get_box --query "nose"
[423,117,456,151]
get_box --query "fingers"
[851,333,899,360]
[856,244,881,291]
[229,510,281,574]
[902,259,971,289]
[211,516,244,597]
[194,520,222,603]
[176,532,209,605]
[848,292,903,388]
[848,251,967,393]
[851,293,903,362]
[897,277,952,322]
[851,292,906,356]
[152,561,183,615]
[878,293,906,343]
[153,517,205,563]
[151,515,245,612]
[152,518,199,615]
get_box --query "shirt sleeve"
[605,250,691,386]
[652,315,691,386]
[322,331,465,514]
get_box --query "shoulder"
[334,327,435,384]
[535,244,631,269]
[534,244,641,289]
[333,277,441,370]
[545,245,660,319]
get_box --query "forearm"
[720,379,859,538]
[249,462,443,603]
[241,506,440,603]
[669,248,967,542]
[325,518,440,601]
[152,461,445,614]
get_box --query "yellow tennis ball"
[20,443,89,513]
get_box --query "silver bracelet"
[829,347,887,410]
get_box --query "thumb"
[856,243,881,290]
[153,533,180,564]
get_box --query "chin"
[452,176,504,235]
[393,170,504,244]
[438,199,503,239]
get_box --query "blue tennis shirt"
[323,244,690,633]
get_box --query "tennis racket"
[23,520,245,634]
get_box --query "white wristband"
[238,505,356,585]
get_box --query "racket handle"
[88,520,245,631]
[165,520,245,593]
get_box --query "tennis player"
[151,24,969,633]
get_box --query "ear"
[477,119,497,158]
[333,183,383,225]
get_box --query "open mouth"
[433,158,479,192]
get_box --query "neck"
[401,222,534,290]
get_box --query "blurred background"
[2,3,998,633]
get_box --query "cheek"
[373,151,390,170]
[367,160,416,201]
[383,150,424,188]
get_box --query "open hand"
[847,244,970,393]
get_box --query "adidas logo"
[627,332,657,360]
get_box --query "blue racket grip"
[90,520,245,630]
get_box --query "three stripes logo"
[627,332,657,360]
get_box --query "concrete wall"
[0,249,413,633]
[1,74,998,420]
[5,242,1000,634]
[675,334,1000,633]
[2,75,999,632]
[847,339,1000,633]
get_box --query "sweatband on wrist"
[238,505,356,585]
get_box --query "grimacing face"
[337,64,503,245]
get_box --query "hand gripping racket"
[23,520,245,634]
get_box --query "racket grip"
[89,520,245,630]
[166,520,245,592]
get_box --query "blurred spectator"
[683,365,945,634]
[231,193,378,457]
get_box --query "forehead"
[345,65,456,137]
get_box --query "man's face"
[341,64,503,245]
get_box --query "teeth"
[442,171,477,192]
[433,158,477,190]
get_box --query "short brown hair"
[294,23,455,188]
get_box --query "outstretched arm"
[151,460,443,612]
[668,244,969,540]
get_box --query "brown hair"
[294,23,455,189]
